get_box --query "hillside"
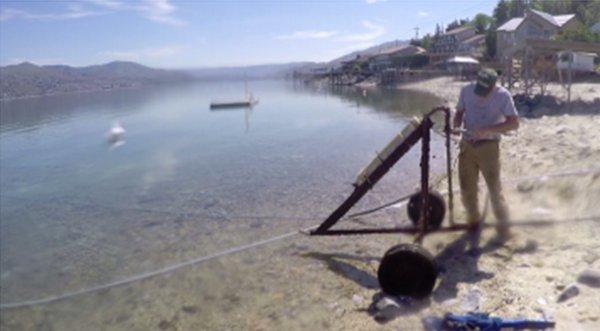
[0,61,193,100]
[184,62,318,80]
[327,39,409,66]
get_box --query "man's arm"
[472,115,519,139]
[453,108,464,129]
[473,89,519,139]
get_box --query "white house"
[557,52,597,72]
[496,9,578,60]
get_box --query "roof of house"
[375,45,425,57]
[444,25,475,36]
[498,10,575,32]
[461,34,485,45]
[497,18,524,31]
[553,14,576,26]
[446,56,479,64]
[529,9,575,27]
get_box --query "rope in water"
[1,167,599,310]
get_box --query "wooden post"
[567,50,573,113]
[524,47,530,96]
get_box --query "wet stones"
[517,181,535,193]
[557,284,579,303]
[577,269,600,288]
[583,252,599,265]
[373,296,402,322]
[182,305,199,314]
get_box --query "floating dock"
[210,98,258,110]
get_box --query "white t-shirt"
[456,83,518,141]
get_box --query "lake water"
[0,80,446,328]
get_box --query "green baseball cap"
[474,68,498,97]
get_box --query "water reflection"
[0,88,163,135]
[289,83,442,121]
[0,80,445,322]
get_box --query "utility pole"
[414,26,420,39]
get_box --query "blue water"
[0,80,445,308]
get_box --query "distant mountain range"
[0,41,408,100]
[0,61,193,100]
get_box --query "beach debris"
[557,284,579,303]
[335,306,346,317]
[443,313,555,331]
[555,125,570,135]
[459,287,483,312]
[422,316,444,331]
[517,180,535,193]
[372,295,403,322]
[182,305,199,314]
[577,269,600,288]
[583,252,599,264]
[352,294,365,305]
[531,207,552,217]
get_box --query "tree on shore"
[472,13,494,34]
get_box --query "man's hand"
[471,128,492,140]
[472,116,519,140]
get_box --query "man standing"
[453,68,519,239]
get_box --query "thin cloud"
[337,20,385,43]
[418,11,429,18]
[85,0,124,10]
[1,0,185,26]
[276,30,339,40]
[365,0,387,4]
[137,0,185,27]
[99,45,186,62]
[0,5,100,21]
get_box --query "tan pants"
[458,140,509,229]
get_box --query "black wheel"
[407,191,446,230]
[377,244,437,298]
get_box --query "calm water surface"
[0,80,445,323]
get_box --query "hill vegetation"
[410,0,600,60]
[0,61,192,100]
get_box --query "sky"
[0,0,498,68]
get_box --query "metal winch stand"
[310,106,469,298]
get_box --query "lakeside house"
[456,34,486,58]
[496,9,578,60]
[368,45,426,71]
[557,52,597,73]
[429,26,484,64]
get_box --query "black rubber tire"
[377,244,438,298]
[407,191,446,230]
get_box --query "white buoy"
[107,121,125,141]
[106,121,125,148]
